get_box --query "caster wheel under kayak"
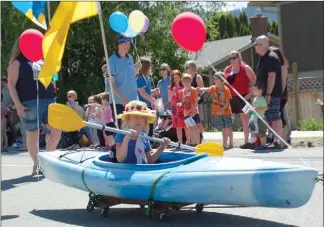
[101,208,109,218]
[195,204,204,212]
[86,202,94,212]
[139,205,145,208]
[159,212,167,220]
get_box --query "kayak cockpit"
[93,151,208,171]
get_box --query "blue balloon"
[122,23,139,38]
[109,12,128,33]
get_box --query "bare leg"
[240,113,249,143]
[45,124,62,151]
[191,126,200,145]
[227,128,233,146]
[273,119,284,147]
[26,130,39,166]
[197,123,204,134]
[222,128,228,147]
[185,127,191,144]
[107,136,114,147]
[176,128,183,143]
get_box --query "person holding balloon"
[7,30,62,175]
[104,34,142,129]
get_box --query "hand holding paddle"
[48,104,224,156]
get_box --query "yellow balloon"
[129,10,146,33]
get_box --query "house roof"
[189,33,280,71]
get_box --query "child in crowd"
[178,74,200,146]
[198,72,233,150]
[115,100,169,164]
[86,96,100,148]
[1,94,8,152]
[101,92,116,149]
[66,90,87,150]
[248,82,268,150]
[93,94,106,148]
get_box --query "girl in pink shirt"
[101,93,116,149]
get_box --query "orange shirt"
[179,87,199,117]
[209,85,232,116]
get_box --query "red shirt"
[225,63,250,97]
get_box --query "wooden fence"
[201,64,323,131]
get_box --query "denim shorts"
[265,96,281,122]
[20,98,55,132]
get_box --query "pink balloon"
[19,29,44,62]
[171,12,206,52]
[140,16,150,34]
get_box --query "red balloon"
[19,29,44,62]
[171,12,206,52]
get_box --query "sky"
[224,1,249,11]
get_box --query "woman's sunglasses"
[229,56,237,60]
[160,68,167,71]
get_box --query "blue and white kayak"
[38,150,318,208]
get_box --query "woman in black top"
[7,38,62,175]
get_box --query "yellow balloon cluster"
[128,10,146,33]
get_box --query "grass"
[299,118,324,131]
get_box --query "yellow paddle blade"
[48,103,87,132]
[195,142,224,156]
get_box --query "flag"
[11,1,47,30]
[38,2,98,88]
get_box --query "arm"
[197,87,209,92]
[191,97,198,117]
[244,65,256,100]
[137,87,155,104]
[267,72,276,95]
[115,136,131,163]
[254,106,268,112]
[281,65,288,92]
[196,74,204,88]
[7,61,23,109]
[146,143,166,164]
[219,100,230,113]
[168,89,172,104]
[110,76,127,105]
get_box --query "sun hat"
[118,100,156,124]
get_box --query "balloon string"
[131,39,141,61]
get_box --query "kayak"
[38,150,318,208]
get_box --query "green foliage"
[299,118,323,131]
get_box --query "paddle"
[48,103,224,156]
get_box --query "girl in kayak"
[115,100,170,164]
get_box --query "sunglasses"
[229,56,237,60]
[67,95,73,98]
[160,68,167,71]
[254,43,262,47]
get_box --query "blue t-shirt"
[114,133,151,164]
[136,75,152,108]
[157,76,171,110]
[108,53,138,105]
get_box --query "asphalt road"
[1,147,323,227]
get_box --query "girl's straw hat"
[118,100,156,124]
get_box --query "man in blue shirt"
[104,34,141,128]
[157,63,171,110]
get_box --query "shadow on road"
[1,175,44,191]
[1,215,19,221]
[30,208,297,227]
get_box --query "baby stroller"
[151,110,187,149]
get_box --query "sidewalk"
[203,131,323,142]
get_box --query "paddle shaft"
[85,121,195,151]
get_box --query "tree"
[218,14,226,39]
[225,14,235,38]
[234,17,241,36]
[271,21,279,35]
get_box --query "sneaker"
[255,145,267,151]
[240,142,255,149]
[227,145,234,150]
